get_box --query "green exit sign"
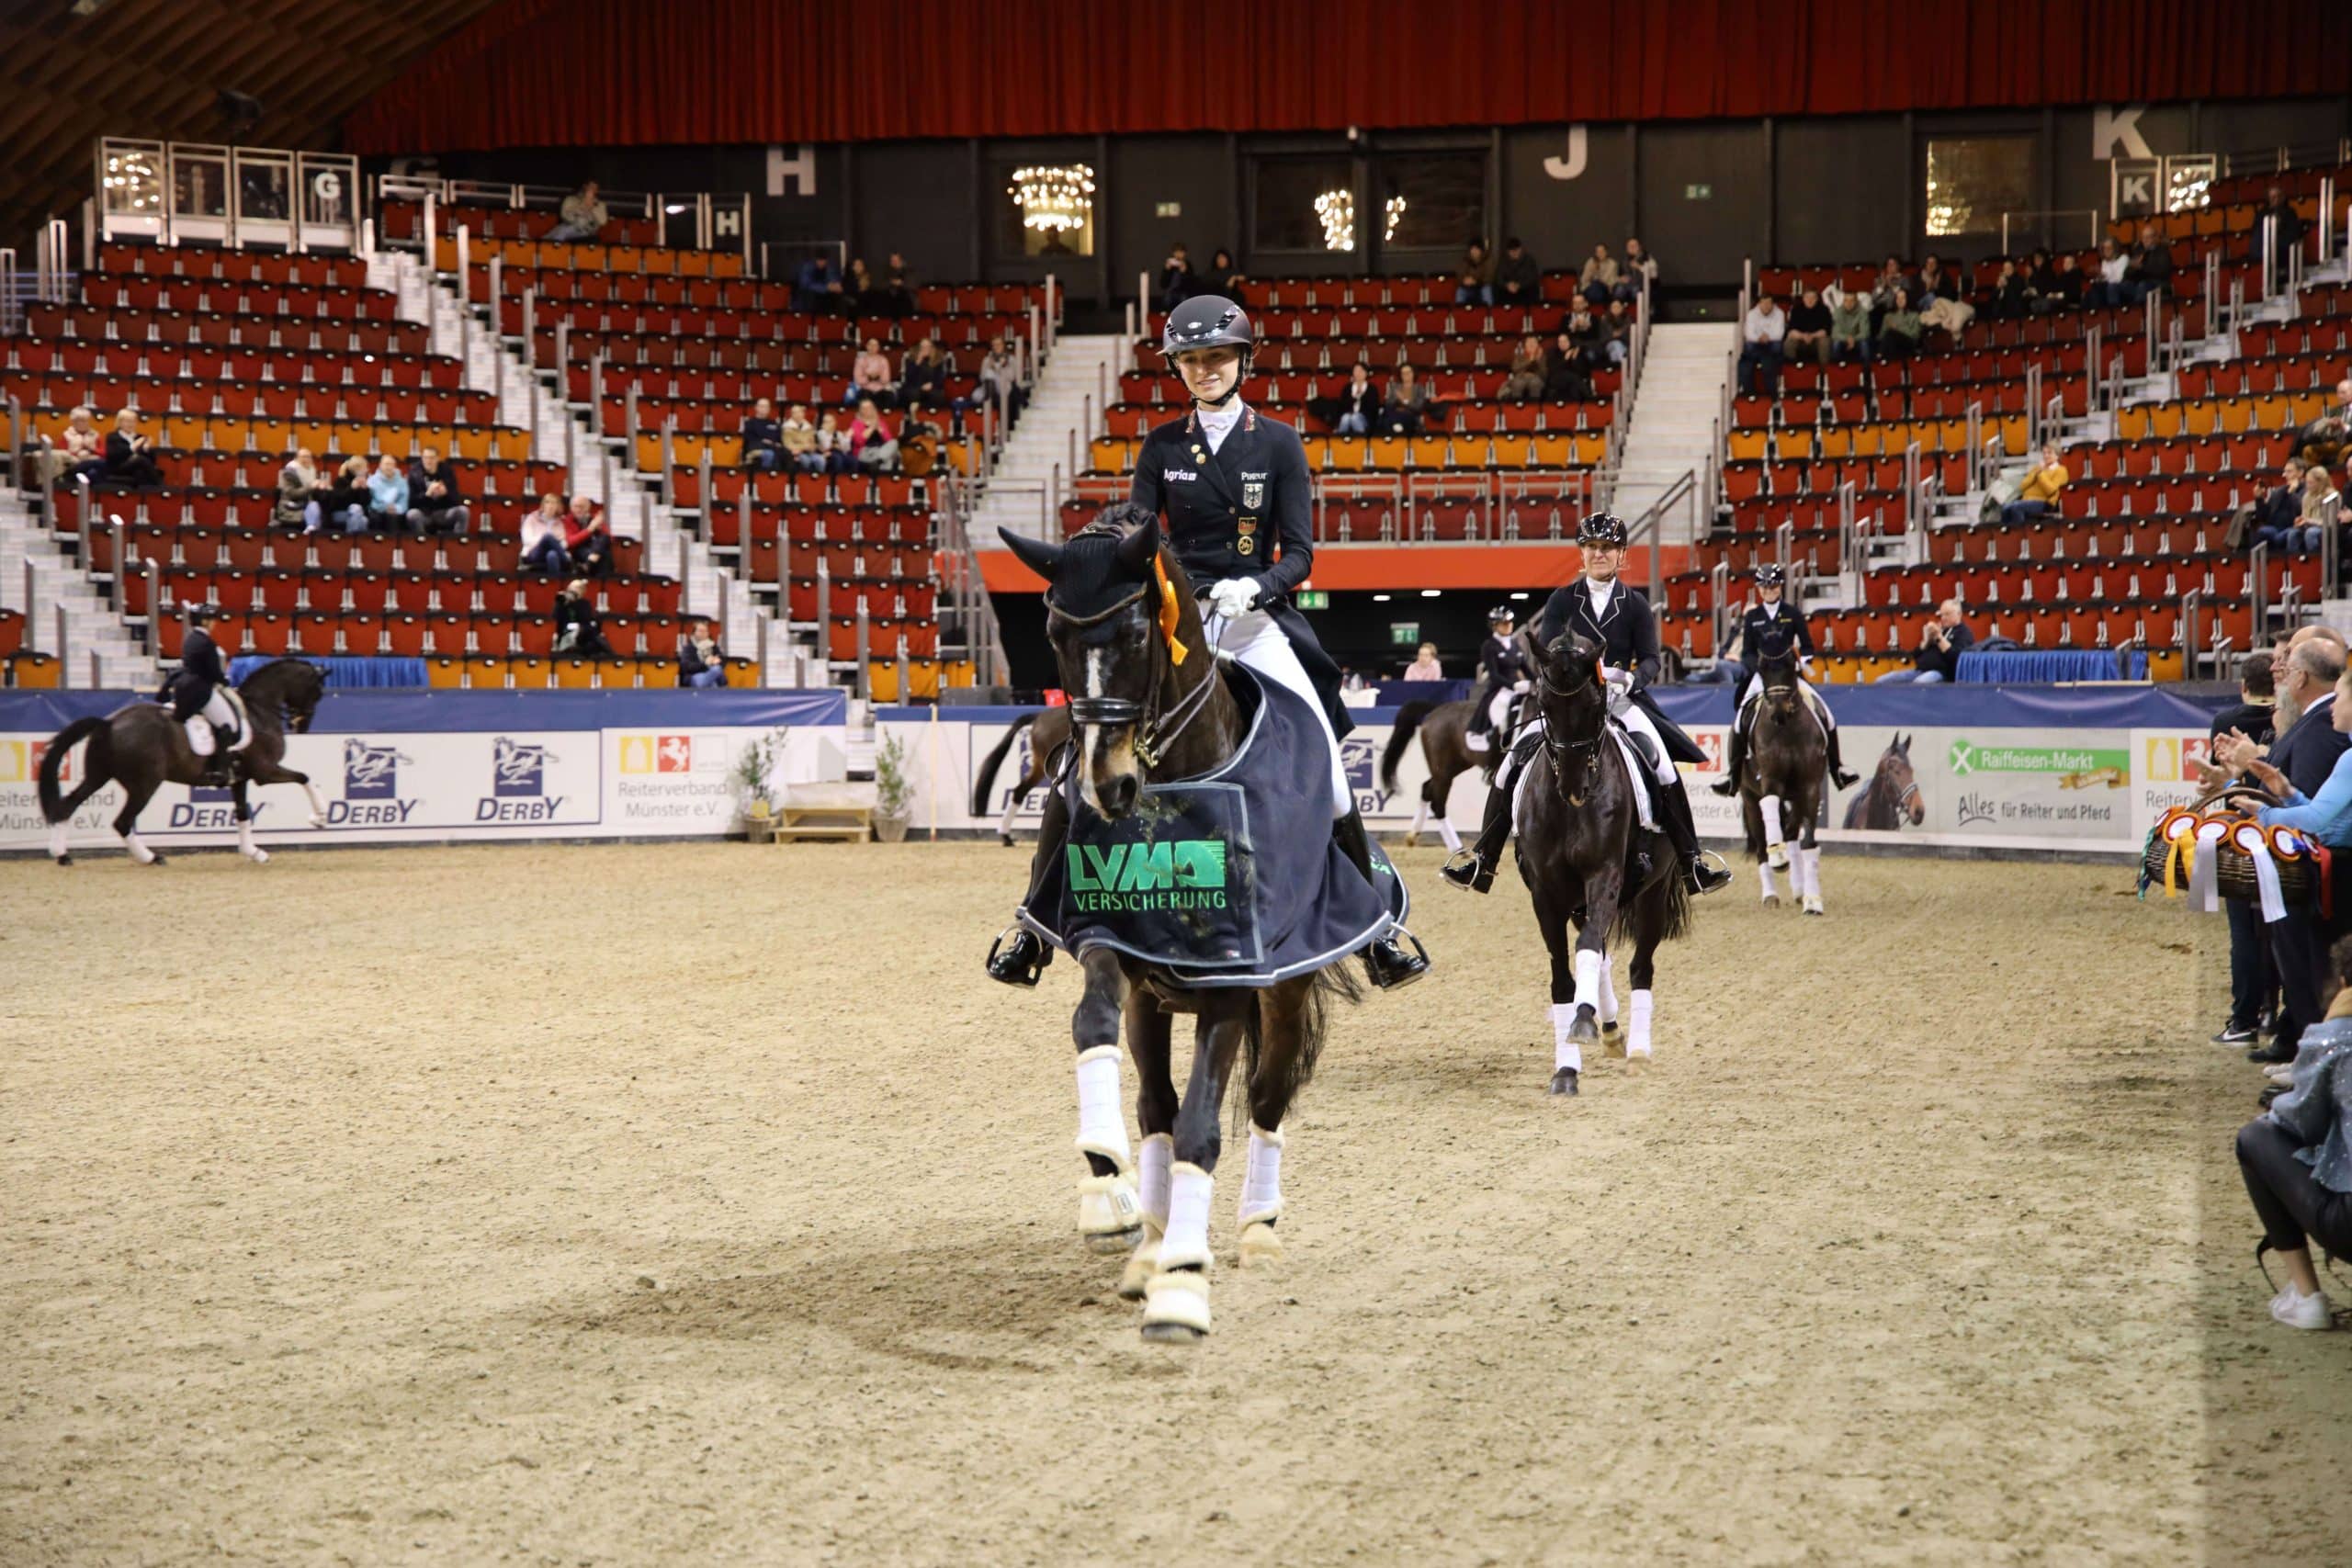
[1295,589,1329,610]
[1389,622,1420,646]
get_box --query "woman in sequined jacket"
[2234,933,2352,1331]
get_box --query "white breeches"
[186,689,234,755]
[1487,689,1516,732]
[1738,672,1833,729]
[1210,606,1351,818]
[1611,702,1680,786]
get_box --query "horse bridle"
[1536,660,1605,807]
[1048,583,1218,772]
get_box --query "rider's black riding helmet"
[1577,512,1628,549]
[182,601,220,625]
[1755,562,1787,588]
[1161,295,1254,402]
[1487,605,1516,626]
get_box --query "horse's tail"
[38,716,109,824]
[1614,859,1695,949]
[968,711,1036,817]
[1236,964,1360,1142]
[1380,701,1435,794]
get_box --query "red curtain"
[347,0,2350,153]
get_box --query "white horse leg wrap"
[1758,862,1779,900]
[1804,846,1824,898]
[1137,1132,1173,1228]
[1759,794,1786,859]
[125,831,155,864]
[998,788,1021,839]
[1598,960,1620,1026]
[1550,1002,1583,1075]
[1238,1124,1283,1226]
[1572,947,1602,1015]
[1409,798,1429,838]
[49,821,69,859]
[1160,1162,1215,1271]
[1073,1045,1131,1169]
[1437,813,1464,852]
[1628,989,1655,1059]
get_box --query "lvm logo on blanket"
[1065,838,1231,914]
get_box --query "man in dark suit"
[2205,650,2278,1046]
[2217,636,2348,1063]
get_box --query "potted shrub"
[734,727,789,841]
[872,732,912,842]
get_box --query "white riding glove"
[1510,678,1532,694]
[1600,665,1634,716]
[1206,578,1260,622]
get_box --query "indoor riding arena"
[4,4,2349,1564]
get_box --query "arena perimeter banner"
[0,689,846,852]
[881,685,2228,856]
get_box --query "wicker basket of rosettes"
[2143,788,2324,908]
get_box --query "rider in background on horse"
[162,602,240,785]
[1442,513,1733,897]
[1464,604,1532,755]
[986,292,1430,992]
[1713,563,1860,796]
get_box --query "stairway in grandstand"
[971,334,1128,544]
[1612,321,1736,539]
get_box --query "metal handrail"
[1624,468,1695,592]
[2180,588,2204,676]
[2250,538,2270,639]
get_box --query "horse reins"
[1535,663,1605,807]
[1049,581,1220,772]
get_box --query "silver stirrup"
[1693,849,1733,893]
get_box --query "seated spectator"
[1738,293,1788,395]
[563,493,612,576]
[1329,362,1380,435]
[1828,291,1873,363]
[978,337,1026,424]
[814,412,852,474]
[743,398,784,471]
[1986,258,2030,321]
[845,257,877,310]
[1403,642,1443,681]
[2000,443,2069,525]
[1782,288,1833,366]
[1159,244,1195,311]
[275,446,321,529]
[520,492,571,574]
[2042,254,2082,313]
[37,405,105,490]
[1579,243,1622,308]
[544,181,609,243]
[1382,363,1432,436]
[2254,459,2314,553]
[879,253,916,318]
[309,456,370,535]
[2232,931,2352,1332]
[1199,248,1239,298]
[1543,331,1592,402]
[1500,333,1547,402]
[2255,184,2307,281]
[404,443,468,535]
[793,254,843,314]
[845,338,895,409]
[1454,241,1496,307]
[1876,598,1973,682]
[1600,299,1634,363]
[1913,254,1960,303]
[1495,237,1540,305]
[899,338,951,417]
[366,455,409,530]
[1873,288,1923,361]
[678,619,728,688]
[2021,249,2062,314]
[2290,378,2350,469]
[2302,463,2343,536]
[1617,237,1657,304]
[1566,299,1610,370]
[849,398,899,472]
[2085,239,2135,310]
[102,409,162,488]
[1868,255,1913,332]
[554,579,612,658]
[2132,237,2175,302]
[780,403,821,473]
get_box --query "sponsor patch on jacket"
[1164,468,1198,481]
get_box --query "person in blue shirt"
[2238,671,2352,847]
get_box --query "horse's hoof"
[144,853,166,867]
[1767,848,1789,871]
[244,849,271,864]
[53,854,71,867]
[1601,1016,1621,1037]
[1078,1172,1142,1252]
[1238,1219,1282,1268]
[309,814,328,829]
[1761,893,1781,908]
[1117,1235,1162,1301]
[1624,1039,1653,1062]
[1568,1009,1599,1046]
[1141,1269,1210,1342]
[1802,896,1825,917]
[1549,1066,1580,1097]
[998,833,1013,847]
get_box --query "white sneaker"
[2266,1064,2298,1085]
[2270,1286,2335,1330]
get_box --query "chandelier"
[102,150,160,213]
[1009,164,1095,232]
[1312,189,1408,252]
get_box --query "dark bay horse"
[1514,632,1692,1095]
[38,658,328,865]
[1843,733,1925,830]
[1379,625,1543,852]
[970,706,1071,845]
[1734,638,1829,914]
[999,504,1358,1346]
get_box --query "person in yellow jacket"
[2000,443,2069,526]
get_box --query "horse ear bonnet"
[1051,502,1161,626]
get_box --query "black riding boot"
[985,788,1063,987]
[1826,723,1860,790]
[1442,777,1514,894]
[1657,780,1733,895]
[1335,808,1430,988]
[1711,719,1748,796]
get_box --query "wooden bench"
[768,786,875,841]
